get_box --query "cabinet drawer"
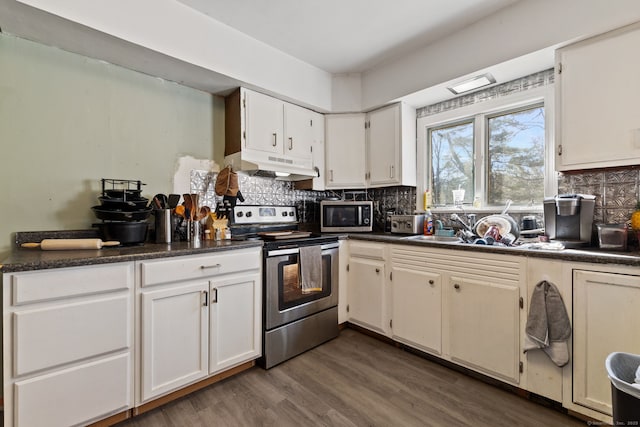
[349,242,386,260]
[14,353,131,427]
[11,262,133,305]
[14,295,130,376]
[139,248,261,287]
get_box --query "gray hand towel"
[299,245,322,293]
[524,280,571,367]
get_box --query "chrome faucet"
[467,213,477,229]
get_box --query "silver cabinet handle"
[211,287,218,303]
[390,165,394,179]
[272,133,277,147]
[288,137,293,150]
[330,170,334,182]
[201,264,221,270]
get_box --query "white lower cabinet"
[137,247,262,404]
[572,269,640,418]
[347,242,388,334]
[390,267,442,354]
[388,244,522,384]
[15,353,131,427]
[448,275,520,383]
[209,272,261,374]
[140,281,209,401]
[2,262,135,427]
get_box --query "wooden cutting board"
[257,231,312,240]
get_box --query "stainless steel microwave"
[320,200,373,232]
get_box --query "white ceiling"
[178,0,520,74]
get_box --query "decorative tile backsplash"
[190,170,417,231]
[558,167,640,225]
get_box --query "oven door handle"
[266,242,339,257]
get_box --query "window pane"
[430,122,474,206]
[487,107,545,206]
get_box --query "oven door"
[265,243,338,330]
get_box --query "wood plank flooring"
[117,329,586,427]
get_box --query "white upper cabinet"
[325,113,367,189]
[225,88,315,176]
[367,103,416,187]
[556,22,640,170]
[283,103,315,162]
[244,89,284,155]
[325,103,416,189]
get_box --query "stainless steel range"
[230,205,340,369]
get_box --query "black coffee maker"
[543,194,596,248]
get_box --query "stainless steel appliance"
[543,194,596,248]
[231,205,340,369]
[320,200,373,233]
[390,214,424,234]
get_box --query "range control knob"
[282,212,288,217]
[236,211,244,217]
[364,218,370,224]
[289,211,295,216]
[246,211,253,218]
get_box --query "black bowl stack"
[92,179,152,245]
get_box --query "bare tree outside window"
[430,121,474,206]
[487,106,545,206]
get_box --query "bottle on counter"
[424,209,434,235]
[423,189,432,211]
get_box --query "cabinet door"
[310,111,326,190]
[347,257,386,333]
[244,89,284,154]
[14,353,130,427]
[284,103,314,164]
[556,23,640,170]
[209,272,262,374]
[391,267,441,355]
[14,295,130,376]
[573,270,640,415]
[448,276,520,383]
[325,113,366,189]
[368,104,400,187]
[140,282,209,401]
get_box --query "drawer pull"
[454,283,460,290]
[201,264,221,270]
[375,268,380,273]
[429,279,434,285]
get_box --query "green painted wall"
[0,34,222,258]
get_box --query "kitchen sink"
[402,235,462,243]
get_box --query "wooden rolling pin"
[21,239,121,250]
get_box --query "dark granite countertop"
[347,232,640,267]
[1,239,263,273]
[4,229,638,273]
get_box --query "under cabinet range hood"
[224,151,320,181]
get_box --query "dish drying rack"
[101,178,146,196]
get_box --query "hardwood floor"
[117,329,586,427]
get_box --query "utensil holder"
[155,209,172,244]
[188,220,201,245]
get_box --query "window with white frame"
[417,86,555,210]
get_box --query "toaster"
[390,215,424,234]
